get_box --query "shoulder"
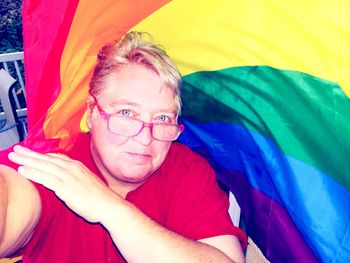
[64,133,95,169]
[166,142,211,169]
[160,142,217,188]
[168,141,199,155]
[64,133,91,157]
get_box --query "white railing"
[0,51,27,147]
[0,52,26,110]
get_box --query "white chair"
[0,69,20,150]
[228,191,241,227]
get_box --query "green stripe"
[181,66,350,190]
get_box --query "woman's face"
[87,63,179,191]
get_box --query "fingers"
[47,152,73,161]
[7,146,115,224]
[11,145,69,160]
[12,145,53,161]
[17,165,63,192]
[9,145,76,170]
[8,145,69,189]
[8,145,94,185]
[11,145,72,165]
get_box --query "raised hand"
[8,145,120,224]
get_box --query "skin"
[0,174,7,246]
[0,165,41,257]
[86,64,178,197]
[3,63,245,262]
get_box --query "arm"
[0,173,8,247]
[100,193,244,263]
[9,145,245,262]
[199,235,245,263]
[0,165,41,257]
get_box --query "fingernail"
[18,166,25,175]
[13,145,26,152]
[8,152,16,160]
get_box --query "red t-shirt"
[22,133,246,262]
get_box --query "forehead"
[97,64,178,111]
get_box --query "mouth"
[125,152,151,161]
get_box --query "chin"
[118,174,150,185]
[116,168,152,183]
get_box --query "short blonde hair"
[89,31,182,113]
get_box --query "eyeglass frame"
[89,95,185,142]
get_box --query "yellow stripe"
[132,0,350,97]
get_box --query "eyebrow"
[109,100,139,107]
[154,109,177,115]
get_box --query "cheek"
[91,120,129,151]
[95,131,129,150]
[152,142,172,165]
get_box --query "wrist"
[98,190,127,227]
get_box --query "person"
[0,31,246,262]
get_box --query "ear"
[86,95,95,129]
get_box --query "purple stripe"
[249,188,319,262]
[216,168,319,261]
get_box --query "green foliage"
[0,0,23,53]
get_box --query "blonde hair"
[89,31,182,113]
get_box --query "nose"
[134,125,153,146]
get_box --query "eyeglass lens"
[108,116,181,141]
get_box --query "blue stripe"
[179,119,350,261]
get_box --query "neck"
[104,175,141,199]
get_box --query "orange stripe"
[43,0,170,148]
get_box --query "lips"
[124,151,151,162]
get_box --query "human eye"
[118,109,134,117]
[155,115,171,123]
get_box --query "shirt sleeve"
[163,144,247,248]
[22,182,62,255]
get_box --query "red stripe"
[22,0,79,136]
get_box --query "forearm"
[0,174,9,248]
[101,197,237,263]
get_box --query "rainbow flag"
[1,0,350,262]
